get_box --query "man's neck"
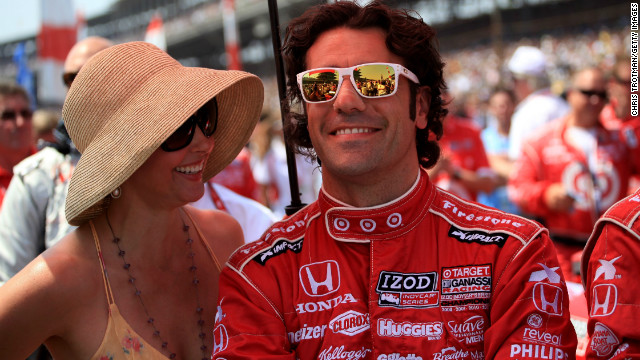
[321,166,421,208]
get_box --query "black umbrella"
[268,0,306,216]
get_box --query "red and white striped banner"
[38,0,77,104]
[144,13,166,51]
[222,0,242,70]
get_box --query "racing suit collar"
[319,168,435,242]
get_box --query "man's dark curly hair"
[282,0,447,169]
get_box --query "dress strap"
[90,220,115,305]
[182,207,222,272]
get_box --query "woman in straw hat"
[0,42,263,359]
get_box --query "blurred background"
[0,0,631,110]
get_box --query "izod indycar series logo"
[375,271,439,308]
[448,225,508,247]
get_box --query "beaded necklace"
[106,209,208,360]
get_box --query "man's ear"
[415,85,431,130]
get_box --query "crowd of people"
[0,1,637,359]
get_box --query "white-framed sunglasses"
[296,62,420,103]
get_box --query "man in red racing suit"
[213,169,577,359]
[580,188,640,358]
[508,68,630,282]
[212,2,577,359]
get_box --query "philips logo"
[448,225,507,247]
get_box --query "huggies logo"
[300,260,340,296]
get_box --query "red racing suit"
[508,118,630,241]
[212,169,577,360]
[580,188,640,359]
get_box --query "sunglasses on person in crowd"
[296,63,420,103]
[161,98,218,152]
[1,109,33,121]
[577,89,608,101]
[63,72,78,88]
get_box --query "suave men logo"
[254,238,303,265]
[448,225,508,247]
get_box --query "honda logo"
[533,283,563,316]
[212,324,228,355]
[591,284,618,317]
[300,260,340,296]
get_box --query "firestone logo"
[441,200,525,228]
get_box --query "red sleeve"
[583,223,640,359]
[486,231,578,359]
[212,266,296,359]
[508,142,553,216]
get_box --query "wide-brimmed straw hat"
[63,41,264,225]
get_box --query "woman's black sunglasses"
[161,98,218,152]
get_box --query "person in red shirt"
[0,82,35,207]
[211,2,576,359]
[581,189,640,359]
[509,67,630,282]
[428,92,498,202]
[601,57,640,194]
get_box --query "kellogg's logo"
[448,225,508,247]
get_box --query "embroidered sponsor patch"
[446,315,486,345]
[591,284,618,317]
[329,310,370,336]
[253,238,303,265]
[509,344,569,359]
[433,347,484,360]
[448,225,508,247]
[288,323,328,344]
[590,322,619,357]
[375,271,439,308]
[299,260,340,297]
[377,318,443,339]
[440,265,492,310]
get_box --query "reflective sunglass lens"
[354,64,396,98]
[301,70,340,102]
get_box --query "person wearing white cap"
[506,45,569,160]
[0,41,263,359]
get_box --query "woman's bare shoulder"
[0,225,105,357]
[184,205,244,262]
